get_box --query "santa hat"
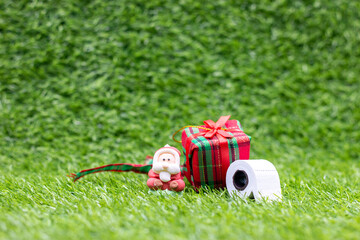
[153,144,181,164]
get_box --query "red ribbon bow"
[202,115,233,139]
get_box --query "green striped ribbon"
[69,163,152,182]
[69,159,188,182]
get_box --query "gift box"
[181,116,251,189]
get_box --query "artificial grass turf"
[0,0,359,239]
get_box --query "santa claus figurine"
[147,144,185,192]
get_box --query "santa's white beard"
[152,163,180,182]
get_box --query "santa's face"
[153,152,180,175]
[158,153,176,165]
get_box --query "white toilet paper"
[226,160,282,201]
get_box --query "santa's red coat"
[147,169,185,192]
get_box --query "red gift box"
[180,116,251,189]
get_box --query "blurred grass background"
[0,0,359,239]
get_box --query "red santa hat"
[153,144,181,164]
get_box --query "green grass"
[1,0,360,239]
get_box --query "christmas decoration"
[70,115,251,192]
[147,145,185,192]
[173,115,251,189]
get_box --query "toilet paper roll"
[226,160,282,201]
